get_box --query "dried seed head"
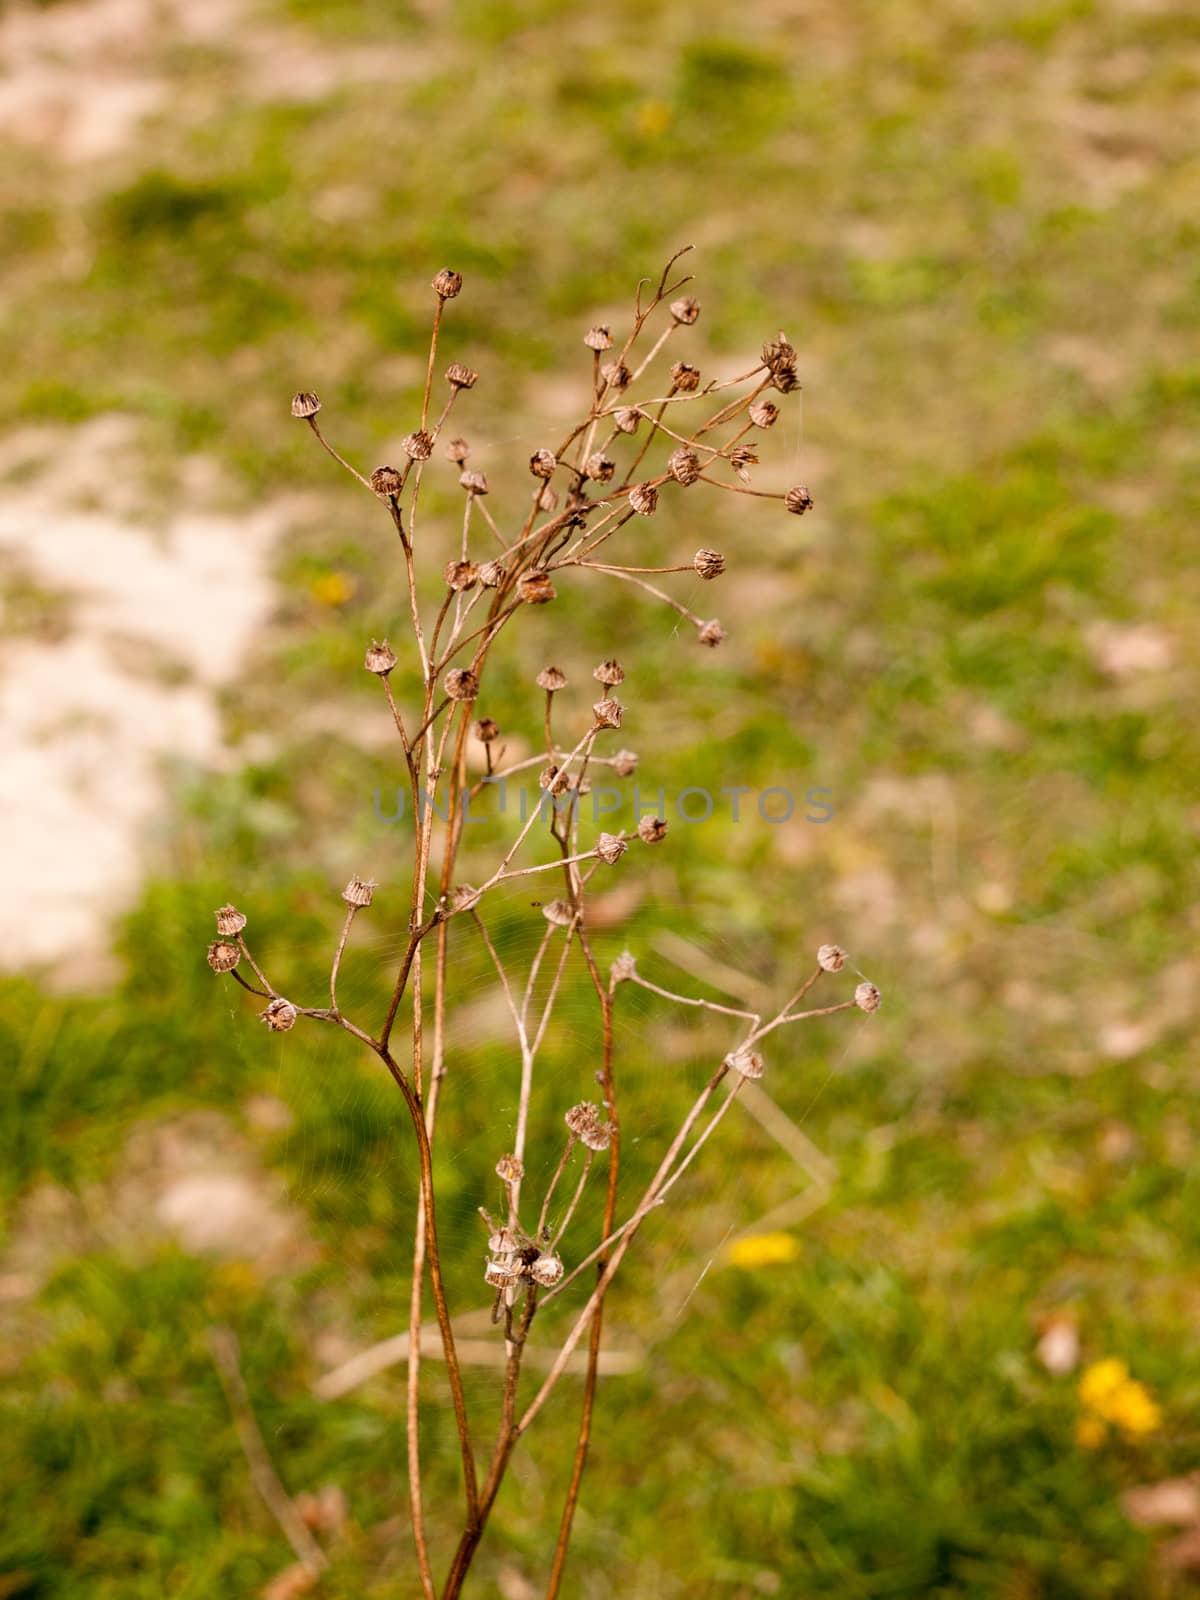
[539,764,570,796]
[762,335,800,393]
[261,997,299,1033]
[668,447,701,487]
[291,391,321,418]
[671,295,701,325]
[207,940,241,973]
[449,884,481,912]
[611,749,638,778]
[730,445,759,482]
[529,448,557,479]
[459,469,489,495]
[586,451,616,482]
[693,548,726,580]
[478,559,506,588]
[596,832,627,865]
[593,697,623,730]
[762,334,797,372]
[215,904,247,937]
[785,485,815,515]
[536,665,568,692]
[670,360,701,392]
[750,399,779,429]
[583,324,613,351]
[537,484,558,514]
[529,1252,565,1287]
[446,436,471,463]
[542,899,574,927]
[628,481,658,516]
[403,430,434,461]
[342,877,376,908]
[565,1101,601,1137]
[602,359,632,392]
[364,638,398,675]
[637,814,668,844]
[613,406,641,434]
[610,950,637,984]
[817,944,847,973]
[444,668,479,701]
[432,267,463,299]
[444,559,478,591]
[580,1118,611,1152]
[593,658,625,686]
[488,1225,518,1255]
[370,464,403,497]
[697,619,727,648]
[474,716,500,742]
[854,981,882,1014]
[517,570,556,604]
[495,1153,525,1183]
[724,1046,765,1080]
[485,1259,521,1288]
[445,362,478,390]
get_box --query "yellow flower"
[725,1231,799,1268]
[1079,1358,1129,1412]
[1108,1381,1162,1438]
[310,571,355,607]
[1075,1415,1107,1450]
[1078,1358,1162,1440]
[636,100,672,139]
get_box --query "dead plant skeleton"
[207,250,881,1598]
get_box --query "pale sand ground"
[0,0,441,983]
[0,415,284,984]
[0,0,428,163]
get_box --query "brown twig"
[208,1325,328,1577]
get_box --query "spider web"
[257,379,831,1407]
[255,873,862,1418]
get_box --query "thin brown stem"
[329,904,357,1012]
[548,1147,593,1252]
[628,969,761,1024]
[535,1135,577,1242]
[752,998,857,1041]
[229,968,271,1000]
[696,473,785,500]
[544,922,616,1598]
[376,1044,478,1525]
[423,298,445,432]
[208,1325,328,1577]
[381,674,414,760]
[570,563,704,628]
[235,935,275,996]
[306,415,374,491]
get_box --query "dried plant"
[208,249,881,1598]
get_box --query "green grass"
[2,0,1199,1595]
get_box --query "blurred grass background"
[1,0,1199,1595]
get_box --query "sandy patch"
[134,1110,309,1269]
[0,0,224,162]
[0,415,283,983]
[1086,619,1173,678]
[0,0,429,163]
